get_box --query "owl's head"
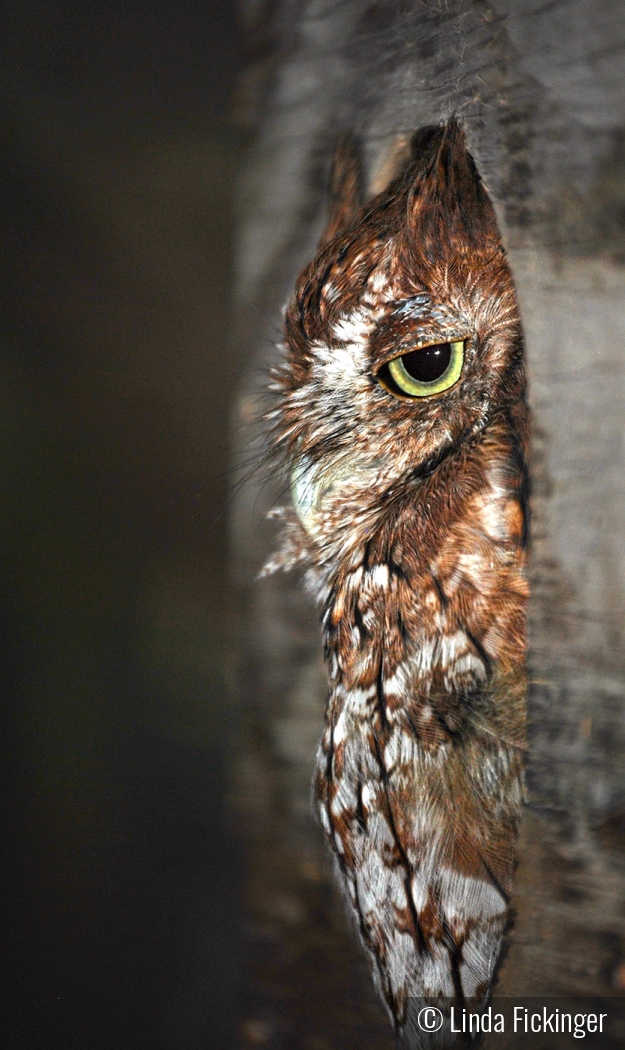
[270,121,525,564]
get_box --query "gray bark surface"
[233,2,625,1045]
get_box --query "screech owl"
[263,121,528,1044]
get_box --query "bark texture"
[233,2,625,1046]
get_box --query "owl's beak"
[291,451,386,539]
[290,454,353,538]
[290,455,320,535]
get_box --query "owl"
[263,121,528,1044]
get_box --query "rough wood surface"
[232,2,625,1045]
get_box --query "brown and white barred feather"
[263,121,528,1043]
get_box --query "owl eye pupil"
[380,338,465,399]
[400,342,451,383]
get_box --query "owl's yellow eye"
[383,339,465,398]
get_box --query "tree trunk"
[233,2,625,1046]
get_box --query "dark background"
[0,3,242,1048]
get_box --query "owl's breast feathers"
[315,410,527,1023]
[266,121,528,1039]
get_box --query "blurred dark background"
[0,3,242,1048]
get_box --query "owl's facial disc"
[377,339,465,399]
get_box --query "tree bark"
[233,2,625,1045]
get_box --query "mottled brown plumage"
[263,121,528,1045]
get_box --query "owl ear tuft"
[406,119,501,267]
[318,134,363,247]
